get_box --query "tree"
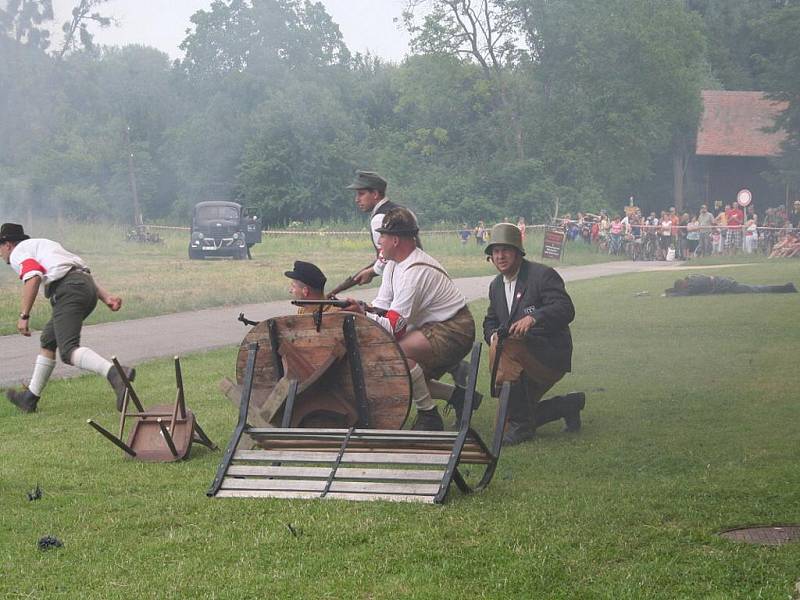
[752,4,800,193]
[58,0,113,58]
[0,0,53,49]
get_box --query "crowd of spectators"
[560,200,800,260]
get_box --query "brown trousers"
[489,337,565,423]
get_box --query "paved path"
[0,260,719,387]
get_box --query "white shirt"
[370,247,466,335]
[503,272,519,314]
[9,238,88,291]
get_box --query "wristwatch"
[19,313,30,320]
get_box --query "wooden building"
[694,90,791,212]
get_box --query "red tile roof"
[695,90,788,157]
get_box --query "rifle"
[327,262,375,298]
[291,299,387,317]
[489,325,509,397]
[238,312,260,327]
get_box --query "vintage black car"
[189,201,262,260]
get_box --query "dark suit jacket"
[483,259,574,373]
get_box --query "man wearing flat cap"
[285,260,337,314]
[483,223,586,445]
[345,169,411,286]
[342,207,476,431]
[0,223,134,413]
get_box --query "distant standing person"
[516,217,526,244]
[474,221,487,246]
[459,223,471,245]
[1,223,135,413]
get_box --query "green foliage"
[1,0,798,226]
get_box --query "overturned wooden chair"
[208,338,511,504]
[88,357,216,462]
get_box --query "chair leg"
[87,419,137,457]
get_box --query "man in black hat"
[484,223,585,446]
[285,260,336,314]
[0,223,134,413]
[341,207,476,431]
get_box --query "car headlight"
[192,232,204,240]
[233,232,240,240]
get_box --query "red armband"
[19,258,46,280]
[385,310,408,339]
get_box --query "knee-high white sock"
[70,347,113,377]
[410,364,435,411]
[427,379,456,401]
[28,355,56,397]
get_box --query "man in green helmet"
[483,223,586,445]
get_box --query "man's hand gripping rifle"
[326,261,376,298]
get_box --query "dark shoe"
[783,283,797,293]
[411,407,444,431]
[562,391,586,433]
[107,366,136,412]
[502,421,536,446]
[7,388,39,413]
[449,360,470,388]
[447,385,484,427]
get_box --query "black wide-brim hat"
[284,260,327,291]
[0,223,30,243]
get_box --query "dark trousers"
[40,271,98,363]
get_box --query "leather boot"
[502,381,536,446]
[446,385,484,428]
[6,388,40,413]
[411,406,444,431]
[107,366,136,412]
[561,391,586,432]
[534,391,585,432]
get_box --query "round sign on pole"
[736,189,752,207]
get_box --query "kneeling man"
[484,223,585,445]
[343,208,475,430]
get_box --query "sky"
[50,0,413,62]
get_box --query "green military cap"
[346,170,387,193]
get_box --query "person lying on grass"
[663,275,797,296]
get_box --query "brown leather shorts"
[417,305,475,379]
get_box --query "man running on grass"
[1,223,134,413]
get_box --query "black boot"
[6,388,40,413]
[561,392,586,432]
[533,391,585,432]
[502,381,536,446]
[446,385,484,428]
[411,406,444,431]
[107,366,136,412]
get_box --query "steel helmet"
[485,223,525,256]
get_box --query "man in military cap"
[285,260,340,314]
[342,207,476,431]
[345,169,403,286]
[483,223,585,445]
[0,223,134,413]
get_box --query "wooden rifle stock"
[327,262,376,298]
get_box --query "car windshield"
[196,205,239,221]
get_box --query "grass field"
[0,221,616,336]
[2,261,799,598]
